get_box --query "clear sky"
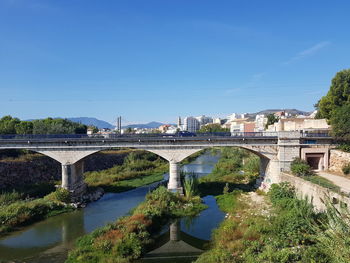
[1,0,350,125]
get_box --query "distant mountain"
[67,117,115,129]
[255,109,311,116]
[122,121,166,129]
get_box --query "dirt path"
[317,171,350,194]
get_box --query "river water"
[0,152,224,263]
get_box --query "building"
[255,114,268,132]
[159,124,172,133]
[267,118,330,132]
[183,117,200,132]
[195,115,213,127]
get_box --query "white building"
[183,117,200,132]
[195,115,213,127]
[255,114,268,132]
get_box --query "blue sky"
[1,0,350,125]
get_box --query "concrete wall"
[279,172,350,211]
[329,149,350,174]
[0,150,131,189]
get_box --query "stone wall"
[329,149,350,174]
[279,172,350,211]
[0,150,131,189]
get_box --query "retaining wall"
[279,172,350,211]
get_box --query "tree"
[197,123,229,133]
[0,115,20,134]
[329,104,350,140]
[265,114,279,129]
[15,121,33,134]
[317,69,350,119]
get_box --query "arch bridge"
[0,132,334,198]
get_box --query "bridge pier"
[61,160,87,201]
[168,161,183,194]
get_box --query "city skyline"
[1,1,350,124]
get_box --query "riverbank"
[195,183,350,263]
[84,151,168,193]
[0,150,167,237]
[66,186,207,263]
[0,188,75,236]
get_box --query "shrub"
[268,183,295,205]
[337,143,350,153]
[342,163,350,175]
[290,158,313,176]
[184,173,199,199]
[0,190,22,206]
[45,188,71,203]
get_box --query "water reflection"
[138,195,225,263]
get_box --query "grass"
[302,175,341,193]
[66,186,207,263]
[199,147,259,185]
[0,188,75,236]
[84,150,169,193]
[195,184,328,263]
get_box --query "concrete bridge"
[0,132,334,198]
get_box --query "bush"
[290,158,313,176]
[45,188,71,203]
[0,191,22,206]
[342,163,350,175]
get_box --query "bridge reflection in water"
[138,220,207,263]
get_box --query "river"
[0,152,224,263]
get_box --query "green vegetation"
[316,69,350,120]
[0,115,87,135]
[301,175,341,193]
[265,113,279,128]
[196,182,350,263]
[215,190,242,213]
[316,69,350,142]
[200,147,259,184]
[183,173,199,199]
[0,187,74,235]
[66,186,207,263]
[197,123,229,133]
[342,163,350,175]
[329,103,350,140]
[84,150,168,192]
[290,157,314,176]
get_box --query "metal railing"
[0,132,280,140]
[0,131,332,140]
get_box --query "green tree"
[317,69,350,119]
[265,114,279,129]
[15,121,33,134]
[0,116,20,134]
[198,123,229,133]
[329,104,350,140]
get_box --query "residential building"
[183,117,200,132]
[255,114,267,132]
[195,115,213,127]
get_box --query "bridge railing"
[0,132,280,140]
[301,131,332,138]
[0,134,89,140]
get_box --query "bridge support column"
[168,161,183,194]
[61,160,87,201]
[258,159,280,190]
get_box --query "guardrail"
[0,131,332,140]
[301,132,331,138]
[0,132,279,140]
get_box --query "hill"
[67,117,115,129]
[122,121,165,129]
